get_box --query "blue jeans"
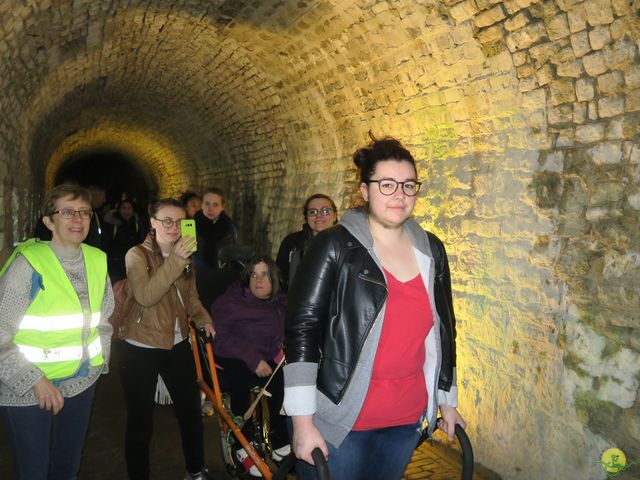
[295,422,421,480]
[0,382,97,480]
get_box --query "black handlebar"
[273,447,329,480]
[312,447,330,480]
[191,322,213,344]
[416,420,473,480]
[272,452,296,480]
[454,424,473,480]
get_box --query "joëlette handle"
[312,447,330,480]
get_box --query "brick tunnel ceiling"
[4,0,437,195]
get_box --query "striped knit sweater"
[0,242,114,406]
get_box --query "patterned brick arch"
[44,122,184,197]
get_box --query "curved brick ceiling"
[6,1,300,196]
[1,0,522,200]
[4,0,527,243]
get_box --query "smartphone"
[180,219,197,252]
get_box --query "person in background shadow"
[83,185,109,251]
[103,199,147,282]
[193,187,238,311]
[180,191,202,219]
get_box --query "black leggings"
[119,339,204,479]
[216,356,289,449]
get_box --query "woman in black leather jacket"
[283,134,466,480]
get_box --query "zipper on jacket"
[357,272,386,288]
[334,273,387,404]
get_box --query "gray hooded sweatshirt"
[283,208,458,447]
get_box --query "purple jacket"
[211,281,286,372]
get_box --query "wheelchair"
[190,323,328,480]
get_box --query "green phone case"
[180,219,197,252]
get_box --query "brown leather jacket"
[121,236,212,349]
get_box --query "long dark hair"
[241,254,281,301]
[180,191,201,205]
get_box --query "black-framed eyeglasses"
[305,207,334,217]
[50,208,93,220]
[368,179,422,197]
[153,217,181,228]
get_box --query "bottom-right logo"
[599,448,637,477]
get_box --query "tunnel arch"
[53,149,156,208]
[44,122,184,198]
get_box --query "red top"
[353,268,433,430]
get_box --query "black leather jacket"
[285,224,457,405]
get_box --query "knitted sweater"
[0,242,114,406]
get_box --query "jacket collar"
[339,208,434,260]
[339,208,372,248]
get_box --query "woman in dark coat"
[275,193,337,291]
[104,199,146,281]
[193,187,238,310]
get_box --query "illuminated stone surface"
[0,1,639,479]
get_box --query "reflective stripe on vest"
[7,241,108,380]
[17,337,103,363]
[19,312,101,331]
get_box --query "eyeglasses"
[368,179,422,197]
[250,271,271,280]
[305,207,334,217]
[153,217,182,229]
[51,209,93,220]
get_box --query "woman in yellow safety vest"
[0,183,114,479]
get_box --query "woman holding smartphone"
[119,198,215,480]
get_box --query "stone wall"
[0,1,639,478]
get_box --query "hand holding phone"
[180,219,197,252]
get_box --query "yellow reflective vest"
[4,239,107,380]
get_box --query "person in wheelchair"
[210,254,290,477]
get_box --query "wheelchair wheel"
[218,390,274,478]
[251,388,272,458]
[218,393,242,478]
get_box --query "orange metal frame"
[189,326,274,479]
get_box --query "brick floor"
[1,343,500,479]
[403,431,501,480]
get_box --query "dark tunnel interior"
[54,151,157,208]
